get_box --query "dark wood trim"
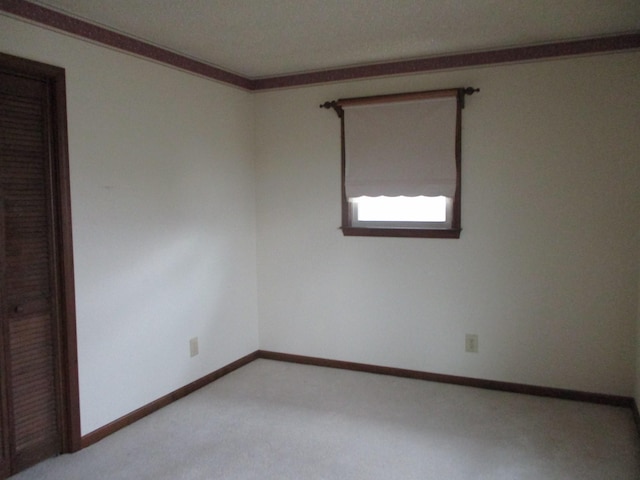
[257,351,635,408]
[341,226,461,239]
[0,0,252,90]
[0,1,639,90]
[71,349,640,449]
[0,52,81,458]
[339,107,348,229]
[80,351,260,449]
[254,33,640,90]
[633,399,640,438]
[50,63,82,454]
[0,192,9,478]
[339,87,465,239]
[453,89,462,233]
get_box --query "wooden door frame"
[0,189,9,478]
[0,52,81,454]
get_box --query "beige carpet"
[13,359,640,479]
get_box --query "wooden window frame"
[324,88,476,239]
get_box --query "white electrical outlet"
[465,334,478,353]
[190,337,199,357]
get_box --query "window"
[350,195,452,228]
[322,87,477,238]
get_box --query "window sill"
[341,226,461,239]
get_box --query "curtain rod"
[320,87,479,117]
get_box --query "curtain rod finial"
[320,100,343,118]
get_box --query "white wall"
[2,12,639,435]
[255,52,640,397]
[0,16,259,434]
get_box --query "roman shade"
[321,87,477,238]
[342,91,459,199]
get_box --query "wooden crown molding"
[0,0,252,89]
[1,1,640,90]
[254,33,640,89]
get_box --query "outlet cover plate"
[190,337,199,357]
[465,334,478,353]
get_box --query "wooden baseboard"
[80,348,637,450]
[633,399,640,438]
[257,350,635,408]
[80,351,260,449]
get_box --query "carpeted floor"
[13,359,640,479]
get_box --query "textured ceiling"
[30,0,640,78]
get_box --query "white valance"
[343,93,458,198]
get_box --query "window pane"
[354,196,447,222]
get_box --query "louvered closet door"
[0,71,61,475]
